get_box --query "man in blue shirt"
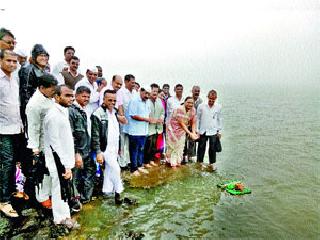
[128,88,152,176]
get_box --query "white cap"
[15,49,28,57]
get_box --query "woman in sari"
[166,97,198,168]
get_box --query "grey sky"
[1,0,319,86]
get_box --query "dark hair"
[150,83,159,89]
[76,86,91,95]
[55,84,70,96]
[184,96,193,103]
[38,73,58,88]
[124,74,135,82]
[162,84,169,88]
[0,28,14,40]
[64,46,75,54]
[70,56,79,61]
[0,49,17,59]
[135,82,140,87]
[158,88,164,94]
[96,65,102,70]
[104,89,117,97]
[112,75,117,82]
[175,84,183,89]
[208,89,217,96]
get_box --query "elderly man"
[0,50,22,218]
[91,90,128,204]
[197,90,222,170]
[43,85,79,229]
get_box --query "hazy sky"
[1,0,319,87]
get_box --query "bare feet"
[132,170,141,177]
[144,163,152,168]
[138,167,149,174]
[150,161,158,167]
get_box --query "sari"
[166,105,196,166]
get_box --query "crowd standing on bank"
[0,27,222,230]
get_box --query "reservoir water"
[69,83,320,239]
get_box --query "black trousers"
[197,134,219,164]
[144,134,158,164]
[0,133,26,203]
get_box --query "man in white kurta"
[26,73,57,206]
[43,85,76,225]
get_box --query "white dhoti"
[50,171,71,224]
[102,109,123,194]
[103,146,124,194]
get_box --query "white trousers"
[118,132,130,167]
[50,171,71,224]
[35,174,52,202]
[103,149,124,194]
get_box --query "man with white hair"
[74,67,104,118]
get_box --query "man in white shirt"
[99,75,124,115]
[0,50,22,218]
[117,74,137,168]
[91,89,129,204]
[166,83,185,122]
[26,73,57,210]
[197,89,222,170]
[43,85,79,228]
[74,67,104,118]
[51,46,75,85]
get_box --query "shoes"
[41,199,52,209]
[70,200,82,213]
[58,218,80,230]
[123,197,137,205]
[209,164,217,171]
[0,202,19,218]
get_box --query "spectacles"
[1,39,16,46]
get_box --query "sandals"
[0,202,19,218]
[13,192,29,200]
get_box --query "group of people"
[0,27,222,230]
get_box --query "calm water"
[70,84,319,239]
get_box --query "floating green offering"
[217,180,251,195]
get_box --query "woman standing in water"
[166,97,198,168]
